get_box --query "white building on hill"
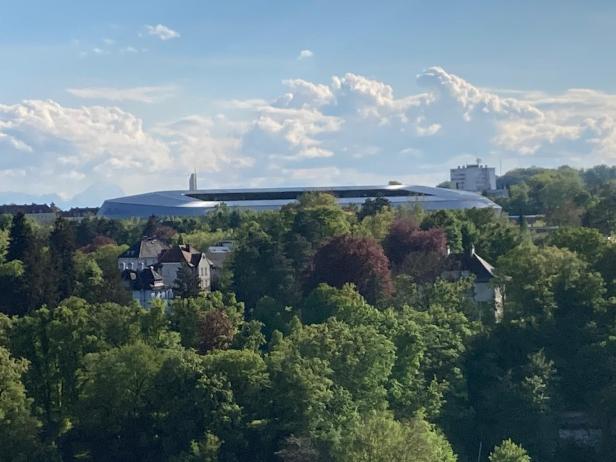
[450,162,497,193]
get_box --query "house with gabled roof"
[158,244,212,293]
[442,247,504,320]
[118,238,170,271]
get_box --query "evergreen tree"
[173,264,201,298]
[6,213,34,262]
[142,215,160,238]
[49,217,76,302]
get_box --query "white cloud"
[3,66,616,204]
[145,24,180,41]
[120,46,140,54]
[297,49,314,60]
[276,79,334,108]
[66,85,176,103]
[0,100,172,197]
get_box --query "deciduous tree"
[309,235,393,305]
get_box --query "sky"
[1,0,616,206]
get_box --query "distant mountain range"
[0,182,124,210]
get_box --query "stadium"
[97,182,501,218]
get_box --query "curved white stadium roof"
[98,185,501,218]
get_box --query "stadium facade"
[98,183,501,218]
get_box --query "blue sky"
[0,0,615,205]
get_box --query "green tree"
[168,292,244,349]
[73,251,105,303]
[174,264,201,298]
[489,439,531,462]
[469,346,559,461]
[266,326,359,449]
[89,243,132,305]
[6,212,35,262]
[0,346,43,462]
[9,298,143,439]
[0,227,9,262]
[232,221,300,309]
[547,227,607,264]
[0,259,25,315]
[49,217,77,302]
[74,342,169,461]
[531,169,589,226]
[149,350,237,461]
[201,349,273,459]
[496,244,605,324]
[585,182,616,235]
[354,206,395,241]
[357,196,391,221]
[334,412,457,462]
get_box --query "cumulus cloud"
[67,85,176,103]
[2,66,616,204]
[145,24,180,41]
[297,49,314,60]
[0,100,172,197]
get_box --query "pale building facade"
[450,163,497,192]
[158,244,212,292]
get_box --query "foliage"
[496,243,605,323]
[1,170,616,461]
[49,217,77,301]
[333,411,457,462]
[174,264,202,298]
[6,212,35,262]
[309,234,393,305]
[489,439,531,462]
[383,218,446,269]
[0,346,43,462]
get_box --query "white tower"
[189,172,198,191]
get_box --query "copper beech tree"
[308,235,393,305]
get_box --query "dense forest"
[0,164,615,461]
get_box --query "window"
[187,188,429,202]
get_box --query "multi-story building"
[158,244,212,293]
[450,163,497,193]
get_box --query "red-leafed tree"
[80,235,117,253]
[383,219,447,267]
[383,219,448,281]
[197,308,237,354]
[308,235,393,304]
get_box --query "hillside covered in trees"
[0,164,615,461]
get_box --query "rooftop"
[159,244,209,267]
[119,238,170,260]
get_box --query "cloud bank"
[0,67,614,205]
[67,85,176,103]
